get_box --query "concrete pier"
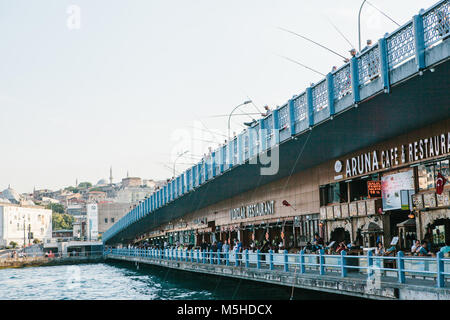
[0,256,104,269]
[106,254,450,300]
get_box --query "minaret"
[127,171,129,178]
[75,178,78,188]
[109,166,113,185]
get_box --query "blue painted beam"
[248,127,255,159]
[288,99,296,136]
[306,87,314,127]
[259,119,266,152]
[326,73,335,117]
[211,152,216,177]
[237,134,243,164]
[378,36,391,93]
[413,14,426,70]
[350,57,360,104]
[272,108,280,146]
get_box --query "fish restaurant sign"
[230,201,275,220]
[335,133,450,178]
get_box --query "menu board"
[424,192,437,208]
[436,191,450,207]
[368,181,382,198]
[341,204,349,218]
[412,193,424,210]
[326,206,334,219]
[349,202,358,216]
[381,170,414,211]
[320,207,327,220]
[358,201,366,216]
[366,199,375,215]
[333,205,341,219]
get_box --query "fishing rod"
[277,54,326,77]
[327,18,355,49]
[247,95,263,114]
[367,1,400,27]
[205,113,261,118]
[278,26,348,60]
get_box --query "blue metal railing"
[103,0,450,243]
[105,247,450,289]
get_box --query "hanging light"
[408,213,415,219]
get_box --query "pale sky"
[0,0,436,193]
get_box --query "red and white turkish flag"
[436,172,447,195]
[282,200,291,207]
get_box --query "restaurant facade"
[139,118,450,252]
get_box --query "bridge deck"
[106,253,450,300]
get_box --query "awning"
[361,222,383,234]
[396,219,416,228]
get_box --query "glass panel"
[440,159,450,181]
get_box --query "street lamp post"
[227,100,252,140]
[358,0,368,52]
[173,151,188,178]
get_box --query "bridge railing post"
[326,72,335,117]
[176,249,178,261]
[437,251,445,288]
[269,250,274,271]
[319,249,325,275]
[367,250,374,279]
[226,250,230,266]
[397,251,406,284]
[202,250,206,264]
[196,249,199,263]
[284,250,289,272]
[245,249,249,268]
[378,36,390,93]
[210,250,214,264]
[340,251,347,278]
[235,251,239,267]
[413,13,426,71]
[256,250,261,269]
[350,57,360,104]
[217,249,220,265]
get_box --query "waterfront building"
[97,202,130,236]
[87,191,107,203]
[0,203,52,247]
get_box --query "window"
[418,159,450,191]
[111,218,115,223]
[320,182,347,206]
[104,218,108,223]
[349,178,369,201]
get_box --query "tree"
[9,241,18,248]
[64,186,79,194]
[52,213,74,230]
[46,203,65,214]
[33,239,41,244]
[78,182,92,189]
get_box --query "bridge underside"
[107,57,450,245]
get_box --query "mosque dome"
[97,179,108,186]
[1,187,21,204]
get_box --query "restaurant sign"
[230,200,275,220]
[335,132,450,178]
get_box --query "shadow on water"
[106,260,362,300]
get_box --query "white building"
[0,203,52,248]
[86,203,98,241]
